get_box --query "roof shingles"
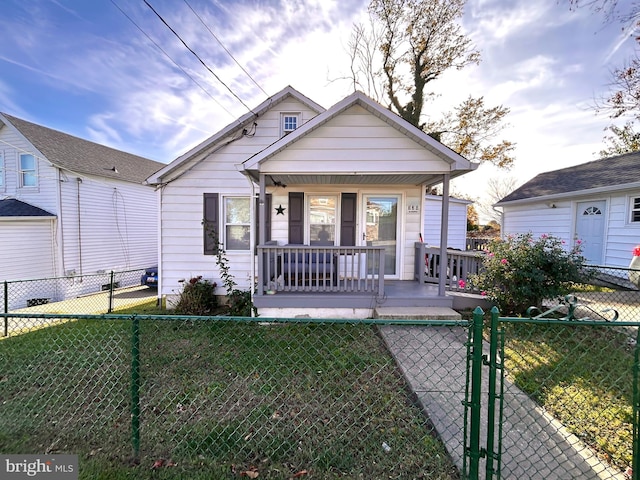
[499,151,640,203]
[1,113,163,184]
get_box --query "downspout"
[238,166,258,317]
[438,173,451,296]
[55,168,65,277]
[76,177,83,276]
[157,185,163,307]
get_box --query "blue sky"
[0,0,637,202]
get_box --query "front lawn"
[0,316,458,479]
[502,321,635,471]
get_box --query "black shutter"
[340,193,357,246]
[255,194,272,245]
[203,193,219,255]
[288,192,304,244]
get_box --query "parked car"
[141,266,158,288]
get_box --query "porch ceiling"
[262,172,465,187]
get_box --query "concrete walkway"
[378,309,625,480]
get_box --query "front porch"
[254,244,488,315]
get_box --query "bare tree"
[348,0,515,167]
[477,176,520,226]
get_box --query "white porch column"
[438,173,451,296]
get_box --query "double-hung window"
[309,195,337,245]
[19,153,37,187]
[0,152,4,189]
[631,197,640,223]
[224,197,251,251]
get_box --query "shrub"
[470,233,590,315]
[174,276,219,315]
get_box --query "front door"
[363,195,400,277]
[575,200,606,264]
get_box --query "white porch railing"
[257,246,385,295]
[414,243,485,293]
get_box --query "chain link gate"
[464,301,640,480]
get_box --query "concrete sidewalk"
[379,322,624,480]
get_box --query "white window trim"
[306,193,339,245]
[629,195,640,225]
[223,196,251,251]
[0,151,4,190]
[19,153,38,188]
[280,112,300,137]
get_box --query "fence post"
[3,281,7,337]
[468,306,485,480]
[633,327,640,480]
[485,306,501,480]
[131,315,140,461]
[108,271,115,313]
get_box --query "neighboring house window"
[631,197,640,223]
[224,197,251,250]
[0,152,4,188]
[19,153,37,187]
[281,113,299,136]
[309,195,337,245]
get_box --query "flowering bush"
[470,233,591,315]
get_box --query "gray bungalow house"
[496,151,640,267]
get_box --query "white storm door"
[362,195,400,278]
[575,201,606,264]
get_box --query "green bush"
[174,276,219,315]
[470,233,590,315]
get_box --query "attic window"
[281,113,299,136]
[19,153,37,187]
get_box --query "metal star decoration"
[275,204,286,215]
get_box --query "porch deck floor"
[254,280,452,310]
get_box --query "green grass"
[502,322,635,470]
[0,316,458,479]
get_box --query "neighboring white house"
[496,151,640,267]
[0,113,163,306]
[146,86,478,317]
[423,194,470,250]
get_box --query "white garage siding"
[423,195,470,250]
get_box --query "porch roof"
[242,91,478,188]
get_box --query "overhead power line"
[182,0,268,96]
[109,0,235,118]
[143,0,257,116]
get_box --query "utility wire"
[109,0,235,118]
[182,0,268,96]
[143,0,257,116]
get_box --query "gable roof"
[242,90,477,184]
[497,151,640,205]
[0,199,55,218]
[146,86,325,184]
[0,113,164,184]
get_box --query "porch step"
[373,306,462,320]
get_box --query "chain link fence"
[3,310,640,479]
[472,310,640,480]
[1,269,154,318]
[0,314,466,479]
[566,265,640,323]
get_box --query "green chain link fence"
[2,309,640,479]
[0,314,466,479]
[1,269,154,320]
